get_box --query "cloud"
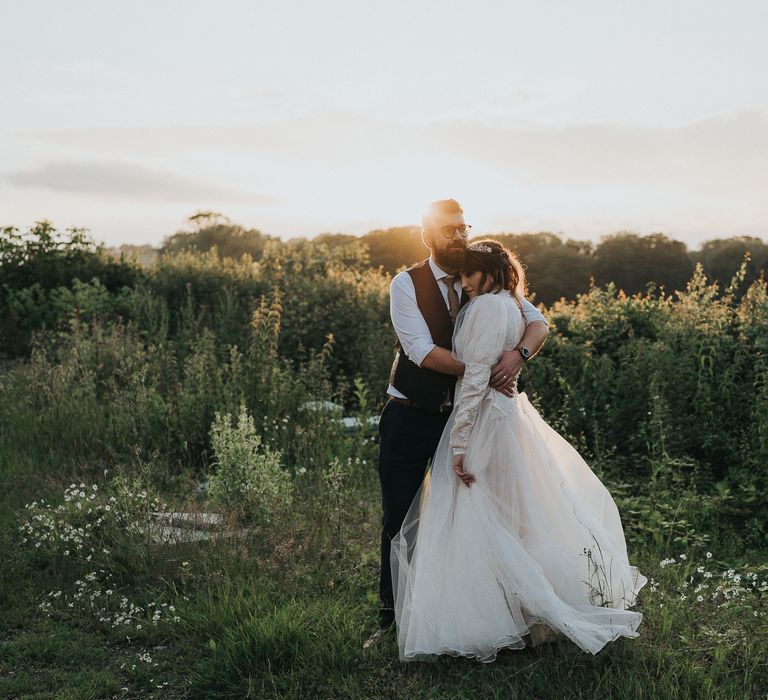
[242,88,288,108]
[490,89,536,108]
[3,160,274,204]
[21,112,418,164]
[430,109,768,197]
[16,108,768,200]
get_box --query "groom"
[364,199,550,648]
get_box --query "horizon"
[2,1,767,248]
[96,219,765,254]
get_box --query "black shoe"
[378,607,395,631]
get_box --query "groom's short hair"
[422,199,463,230]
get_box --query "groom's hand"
[490,351,523,397]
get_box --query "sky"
[1,0,767,249]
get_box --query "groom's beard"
[433,246,466,272]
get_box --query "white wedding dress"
[390,290,647,663]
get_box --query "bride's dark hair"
[461,239,527,302]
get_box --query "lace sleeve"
[450,363,491,455]
[449,294,508,456]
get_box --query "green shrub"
[207,404,293,525]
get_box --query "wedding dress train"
[390,291,647,663]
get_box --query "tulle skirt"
[390,390,647,663]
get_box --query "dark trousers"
[377,400,450,629]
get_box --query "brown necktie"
[441,275,460,322]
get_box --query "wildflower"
[706,552,712,559]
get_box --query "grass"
[1,444,766,700]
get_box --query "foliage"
[207,404,292,525]
[593,231,694,297]
[161,211,276,260]
[1,217,767,696]
[2,223,766,538]
[522,262,768,545]
[694,236,768,290]
[491,232,595,303]
[0,221,145,357]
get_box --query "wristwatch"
[514,345,531,362]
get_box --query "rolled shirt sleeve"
[389,273,437,368]
[520,296,549,327]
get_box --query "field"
[1,226,766,699]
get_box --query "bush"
[207,405,293,525]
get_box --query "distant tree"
[109,244,159,267]
[489,233,594,305]
[363,226,428,273]
[161,211,273,260]
[593,232,694,296]
[281,234,371,272]
[693,236,768,291]
[313,233,359,247]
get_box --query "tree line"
[113,212,768,306]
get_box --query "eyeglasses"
[433,224,472,239]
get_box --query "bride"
[390,240,647,663]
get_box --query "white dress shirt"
[387,256,549,399]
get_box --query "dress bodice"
[449,291,526,455]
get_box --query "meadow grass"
[2,438,765,700]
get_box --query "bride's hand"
[453,454,475,488]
